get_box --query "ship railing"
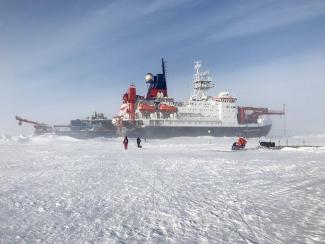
[143,118,223,126]
[173,102,184,106]
[53,126,71,132]
[177,113,220,119]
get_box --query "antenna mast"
[191,61,214,100]
[162,58,166,83]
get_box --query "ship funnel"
[127,84,136,121]
[145,58,168,99]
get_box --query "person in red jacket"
[232,137,247,150]
[237,137,247,148]
[123,136,129,150]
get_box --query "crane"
[15,116,52,132]
[237,107,285,124]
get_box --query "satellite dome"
[145,73,154,82]
[219,92,231,98]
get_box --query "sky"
[0,0,325,136]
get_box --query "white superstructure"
[175,61,239,126]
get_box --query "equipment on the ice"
[258,140,321,150]
[259,141,276,148]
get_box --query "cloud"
[209,0,325,41]
[139,0,192,15]
[0,0,198,80]
[1,6,116,75]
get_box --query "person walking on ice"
[123,136,129,150]
[136,137,142,148]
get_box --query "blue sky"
[1,0,325,135]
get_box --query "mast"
[162,58,167,97]
[162,58,166,82]
[191,61,214,100]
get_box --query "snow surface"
[1,134,325,243]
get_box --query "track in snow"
[1,135,325,243]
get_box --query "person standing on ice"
[136,137,142,148]
[123,136,129,150]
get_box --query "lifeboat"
[138,103,156,113]
[159,104,177,113]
